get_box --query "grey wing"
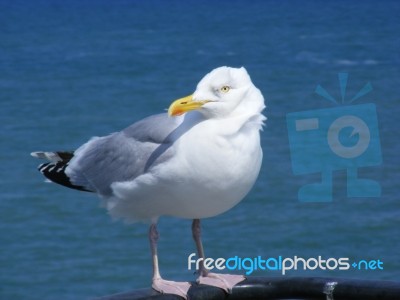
[66,113,180,195]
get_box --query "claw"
[197,273,245,293]
[152,278,191,299]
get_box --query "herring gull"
[31,66,266,299]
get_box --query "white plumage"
[32,66,266,298]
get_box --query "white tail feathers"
[30,152,63,162]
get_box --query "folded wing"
[32,113,180,196]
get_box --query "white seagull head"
[168,66,265,120]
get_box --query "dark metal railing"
[94,276,400,300]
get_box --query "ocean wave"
[295,52,379,66]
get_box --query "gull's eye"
[220,85,230,93]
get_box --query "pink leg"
[149,223,191,299]
[192,219,245,293]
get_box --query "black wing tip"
[38,162,94,193]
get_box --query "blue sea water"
[1,0,399,299]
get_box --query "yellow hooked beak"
[168,95,212,117]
